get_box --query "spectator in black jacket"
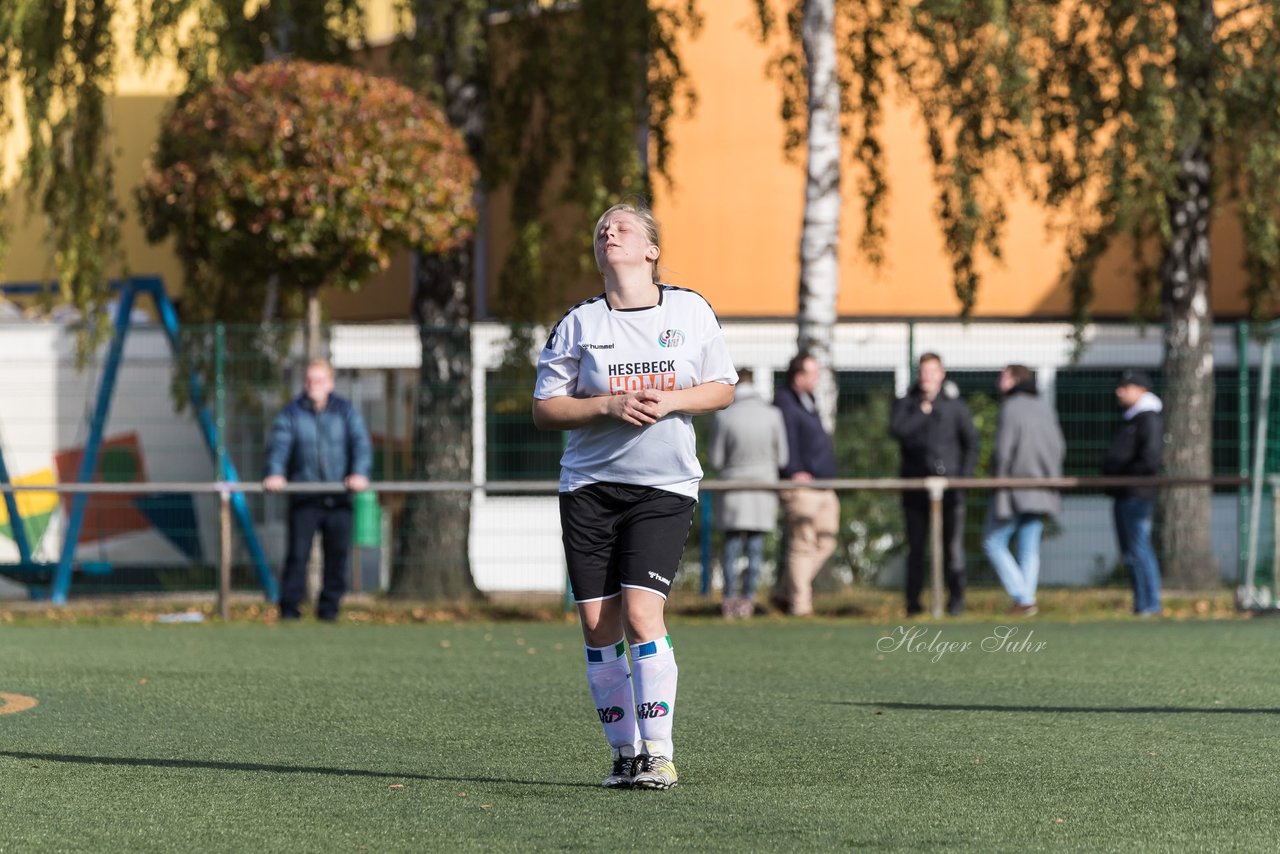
[1101,369,1164,617]
[890,352,979,616]
[772,352,839,616]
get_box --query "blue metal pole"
[700,491,713,597]
[145,278,277,601]
[1239,321,1251,588]
[0,446,33,565]
[51,287,138,602]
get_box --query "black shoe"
[906,604,923,617]
[602,754,636,789]
[316,612,338,622]
[946,600,965,616]
[279,608,302,620]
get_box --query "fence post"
[700,492,713,597]
[926,477,946,618]
[1238,321,1250,589]
[1245,335,1273,603]
[215,323,228,613]
[219,488,231,622]
[906,320,916,386]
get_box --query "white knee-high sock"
[585,639,639,757]
[631,635,678,759]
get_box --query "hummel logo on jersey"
[658,329,685,348]
[636,701,670,719]
[581,343,615,350]
[648,571,671,585]
[597,706,625,723]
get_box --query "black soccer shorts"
[559,482,697,602]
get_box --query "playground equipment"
[0,276,276,603]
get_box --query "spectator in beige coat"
[709,368,789,618]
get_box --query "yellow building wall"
[652,0,1252,320]
[0,1,413,318]
[0,4,186,294]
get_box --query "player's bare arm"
[533,395,609,430]
[533,381,733,430]
[533,392,665,428]
[635,381,735,420]
[534,393,660,429]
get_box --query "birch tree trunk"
[1158,0,1217,590]
[797,0,841,430]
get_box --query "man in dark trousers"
[773,352,839,616]
[264,358,373,621]
[890,352,979,616]
[1102,368,1164,617]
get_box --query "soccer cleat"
[631,753,678,790]
[602,754,636,789]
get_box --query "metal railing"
[1,474,1245,618]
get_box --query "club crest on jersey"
[658,329,685,348]
[636,701,670,719]
[598,706,626,724]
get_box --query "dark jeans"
[902,490,966,613]
[1113,496,1162,615]
[280,498,353,619]
[722,530,766,599]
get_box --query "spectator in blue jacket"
[772,352,839,616]
[264,359,373,621]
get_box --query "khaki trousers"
[779,488,840,616]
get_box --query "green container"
[353,491,381,548]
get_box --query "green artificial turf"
[3,617,1280,851]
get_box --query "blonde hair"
[592,202,661,282]
[305,358,334,376]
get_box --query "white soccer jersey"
[535,285,738,497]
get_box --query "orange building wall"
[652,0,1252,320]
[1,1,1257,323]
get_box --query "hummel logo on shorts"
[648,571,671,585]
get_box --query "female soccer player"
[533,202,737,789]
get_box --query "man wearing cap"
[1101,369,1164,617]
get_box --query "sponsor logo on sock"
[636,701,670,719]
[647,571,671,585]
[597,706,625,723]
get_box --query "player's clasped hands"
[608,388,668,426]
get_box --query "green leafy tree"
[0,0,368,342]
[2,1,701,601]
[137,61,476,359]
[0,0,124,345]
[756,1,1280,589]
[386,0,700,599]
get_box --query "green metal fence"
[0,317,1266,603]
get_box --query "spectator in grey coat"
[709,369,789,618]
[982,365,1065,616]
